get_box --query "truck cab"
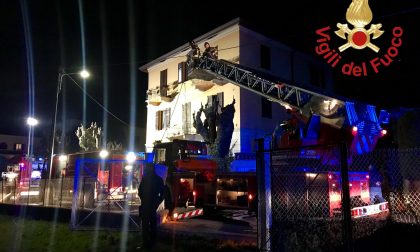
[152,140,217,213]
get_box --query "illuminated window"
[178,62,187,83]
[182,102,191,133]
[260,45,271,70]
[163,108,171,128]
[155,148,166,163]
[155,108,171,130]
[14,144,23,151]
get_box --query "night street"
[0,0,419,251]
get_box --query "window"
[261,97,272,118]
[160,69,168,96]
[260,45,271,70]
[163,108,171,129]
[155,148,166,163]
[207,92,224,113]
[182,102,191,133]
[156,111,163,130]
[309,64,325,88]
[155,108,171,130]
[0,142,7,150]
[178,62,187,83]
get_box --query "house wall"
[144,23,334,154]
[238,27,291,152]
[238,27,334,152]
[0,134,30,152]
[145,26,241,153]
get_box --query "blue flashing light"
[367,105,378,123]
[345,102,358,126]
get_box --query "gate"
[70,158,142,230]
[258,142,420,251]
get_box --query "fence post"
[340,142,353,252]
[14,178,17,205]
[256,138,267,251]
[59,174,64,207]
[27,177,31,205]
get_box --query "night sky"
[0,0,419,151]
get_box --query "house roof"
[139,18,241,72]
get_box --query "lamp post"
[26,117,38,157]
[47,70,90,205]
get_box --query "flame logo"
[335,0,383,52]
[346,0,372,28]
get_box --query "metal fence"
[69,159,141,230]
[349,148,420,224]
[1,160,143,230]
[258,145,420,251]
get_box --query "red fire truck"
[151,139,257,220]
[49,151,144,209]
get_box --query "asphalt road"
[159,210,257,243]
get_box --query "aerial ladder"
[188,56,384,154]
[186,55,390,219]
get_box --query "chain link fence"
[1,159,143,231]
[350,148,420,224]
[258,146,420,251]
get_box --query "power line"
[67,75,130,126]
[159,81,186,142]
[62,44,252,70]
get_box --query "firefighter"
[138,163,164,248]
[203,42,217,59]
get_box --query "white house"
[139,18,333,155]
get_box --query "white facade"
[140,19,333,154]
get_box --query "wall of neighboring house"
[238,27,291,153]
[238,26,335,153]
[144,23,334,154]
[0,134,28,152]
[292,51,334,92]
[145,26,241,153]
[0,134,40,164]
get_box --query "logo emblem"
[335,0,384,52]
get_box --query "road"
[158,210,257,243]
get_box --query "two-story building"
[139,18,333,157]
[0,133,42,172]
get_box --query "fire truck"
[185,55,390,218]
[1,157,45,204]
[151,140,257,220]
[49,151,144,209]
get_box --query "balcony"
[146,82,180,106]
[146,87,162,106]
[166,124,196,139]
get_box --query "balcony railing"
[147,82,180,105]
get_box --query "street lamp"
[48,70,90,185]
[126,152,136,164]
[27,117,39,126]
[26,117,38,158]
[99,149,109,159]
